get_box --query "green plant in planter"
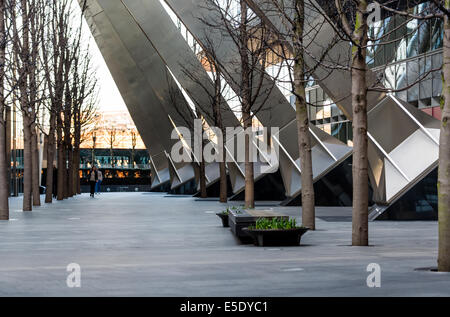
[222,206,243,215]
[250,217,304,230]
[220,209,230,215]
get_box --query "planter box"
[228,209,289,243]
[216,213,229,227]
[242,227,309,246]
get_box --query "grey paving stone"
[0,193,448,297]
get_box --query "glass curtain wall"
[307,1,443,144]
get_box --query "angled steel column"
[120,0,249,194]
[246,0,441,218]
[164,0,353,202]
[82,0,196,190]
[121,0,285,197]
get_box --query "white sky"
[93,49,127,113]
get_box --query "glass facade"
[306,1,444,145]
[79,149,150,170]
[377,168,438,220]
[305,88,352,145]
[285,156,374,207]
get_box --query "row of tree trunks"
[0,0,9,220]
[0,0,93,216]
[45,118,82,202]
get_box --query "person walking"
[95,169,103,195]
[89,166,98,198]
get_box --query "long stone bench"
[228,209,289,242]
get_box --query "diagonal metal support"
[244,0,441,218]
[165,0,353,202]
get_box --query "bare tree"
[0,0,9,220]
[71,69,98,196]
[68,38,98,197]
[39,0,73,203]
[250,0,340,230]
[439,0,450,273]
[180,36,231,203]
[54,0,86,200]
[314,0,440,245]
[9,0,47,211]
[292,0,316,229]
[201,0,281,208]
[40,0,64,203]
[29,0,47,207]
[310,0,370,246]
[197,111,208,198]
[73,103,98,194]
[41,0,93,201]
[372,0,450,273]
[164,68,206,196]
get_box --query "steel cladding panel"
[96,0,198,187]
[82,0,196,187]
[122,0,241,129]
[164,0,294,129]
[165,0,352,198]
[244,0,441,207]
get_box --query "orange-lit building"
[80,110,147,150]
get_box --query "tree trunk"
[240,1,255,209]
[219,160,227,203]
[73,146,81,195]
[199,159,207,198]
[67,144,74,197]
[31,127,41,206]
[63,103,71,198]
[438,9,450,272]
[218,126,227,204]
[196,109,208,198]
[57,118,65,201]
[0,0,9,220]
[63,146,68,199]
[213,74,227,203]
[294,0,315,230]
[351,1,369,246]
[0,115,8,219]
[5,104,11,194]
[77,170,81,194]
[45,115,56,203]
[243,111,255,209]
[12,104,17,197]
[16,0,32,212]
[73,113,81,195]
[22,118,33,211]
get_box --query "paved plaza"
[0,192,448,296]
